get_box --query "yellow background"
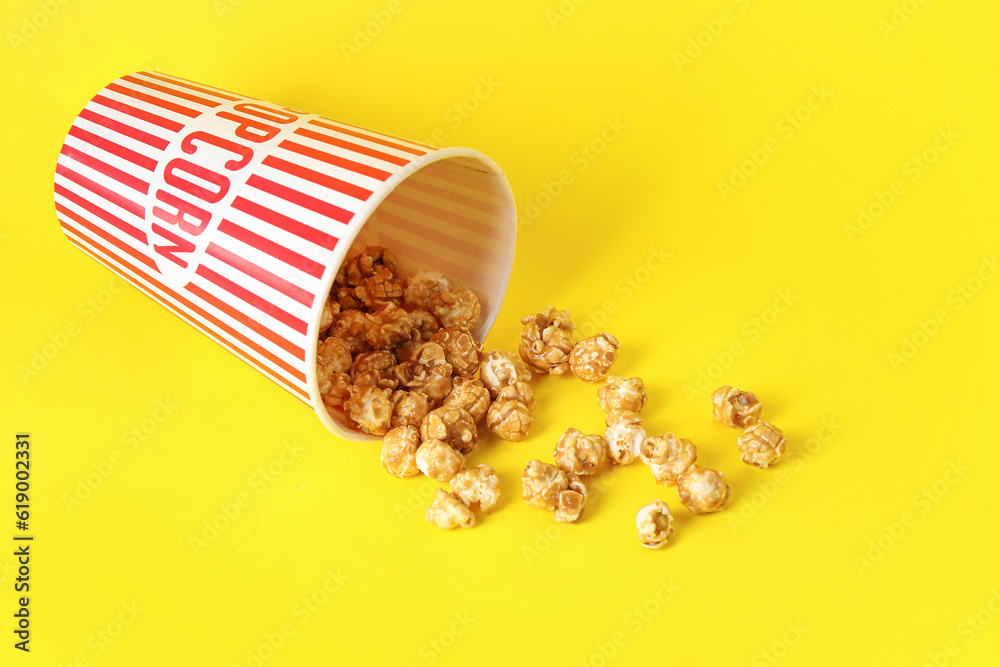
[2,0,999,665]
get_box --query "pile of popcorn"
[316,247,787,545]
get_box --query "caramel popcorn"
[636,500,674,550]
[521,460,587,522]
[736,421,786,468]
[412,341,450,370]
[604,410,647,466]
[521,460,566,511]
[343,385,393,435]
[676,465,731,514]
[499,380,535,408]
[392,331,421,364]
[597,375,647,414]
[443,379,492,424]
[425,488,475,529]
[394,342,453,405]
[485,381,535,442]
[553,428,608,475]
[641,433,697,485]
[479,350,532,399]
[569,332,619,382]
[365,303,413,349]
[518,305,576,375]
[317,336,352,374]
[333,262,348,288]
[319,297,337,335]
[419,406,478,455]
[711,385,762,429]
[346,246,398,286]
[389,389,430,428]
[416,439,465,482]
[433,284,481,330]
[320,371,351,407]
[350,349,395,377]
[450,464,500,514]
[380,426,421,478]
[333,286,364,311]
[486,396,534,442]
[431,327,482,376]
[351,369,399,391]
[408,308,441,341]
[355,269,404,309]
[315,245,787,543]
[403,269,453,310]
[330,309,372,355]
[555,478,587,523]
[403,268,481,329]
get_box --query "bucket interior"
[316,151,517,440]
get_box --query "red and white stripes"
[54,72,516,437]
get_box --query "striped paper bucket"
[53,71,517,441]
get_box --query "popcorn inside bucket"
[312,155,518,440]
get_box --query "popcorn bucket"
[53,71,517,441]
